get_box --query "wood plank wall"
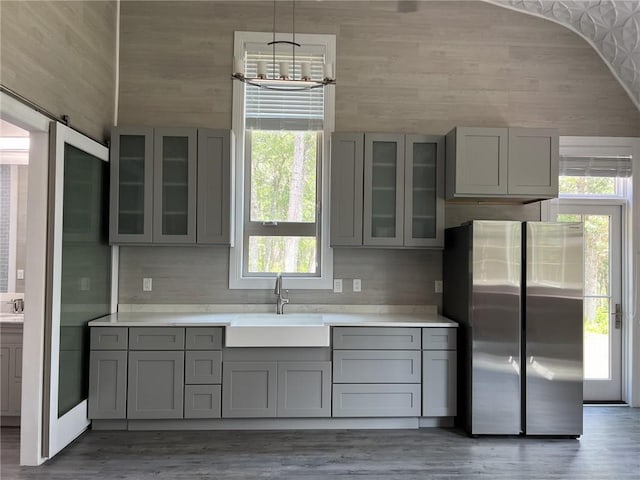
[0,1,117,141]
[118,0,640,135]
[116,0,640,306]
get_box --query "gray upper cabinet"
[446,126,558,201]
[508,128,559,197]
[197,129,232,245]
[109,127,154,244]
[331,132,444,248]
[404,135,445,247]
[330,133,364,246]
[153,127,197,244]
[110,127,231,245]
[364,133,405,247]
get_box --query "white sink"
[225,313,330,347]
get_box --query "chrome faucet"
[274,273,289,315]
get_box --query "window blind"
[244,49,324,131]
[560,155,632,178]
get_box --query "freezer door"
[525,222,583,436]
[470,221,522,435]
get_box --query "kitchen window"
[229,32,335,289]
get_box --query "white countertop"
[89,310,457,328]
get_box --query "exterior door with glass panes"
[556,203,622,401]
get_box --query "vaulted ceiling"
[488,1,640,110]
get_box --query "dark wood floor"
[2,407,639,479]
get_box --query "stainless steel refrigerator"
[443,221,583,436]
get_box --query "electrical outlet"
[353,278,362,292]
[333,279,343,293]
[143,277,153,292]
[80,277,91,291]
[434,280,443,293]
[16,269,24,280]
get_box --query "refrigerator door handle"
[612,303,622,329]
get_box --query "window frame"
[242,129,322,277]
[229,31,335,289]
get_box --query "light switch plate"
[16,269,24,280]
[80,277,91,291]
[333,279,343,293]
[143,277,153,292]
[435,280,443,293]
[353,279,362,292]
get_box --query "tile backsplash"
[118,247,442,307]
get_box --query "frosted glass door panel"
[118,135,146,235]
[109,127,153,244]
[364,134,404,246]
[404,135,444,247]
[411,143,436,239]
[153,128,196,244]
[59,144,111,417]
[162,136,189,236]
[372,141,397,238]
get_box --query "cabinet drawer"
[422,328,456,350]
[333,350,421,383]
[90,327,128,350]
[185,327,222,350]
[129,327,185,350]
[332,327,421,350]
[185,351,222,384]
[184,385,221,418]
[332,384,421,417]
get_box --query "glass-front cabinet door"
[109,127,154,243]
[153,128,197,243]
[363,133,404,246]
[404,135,444,247]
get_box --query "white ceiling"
[487,0,640,111]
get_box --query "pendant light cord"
[292,0,296,80]
[272,0,276,80]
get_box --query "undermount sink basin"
[225,313,330,347]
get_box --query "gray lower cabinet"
[222,362,277,418]
[422,351,457,417]
[422,328,457,417]
[184,385,221,418]
[333,350,421,383]
[332,384,421,417]
[88,351,128,419]
[127,350,184,419]
[0,325,22,417]
[222,360,331,418]
[277,362,331,418]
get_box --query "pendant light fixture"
[232,0,336,91]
